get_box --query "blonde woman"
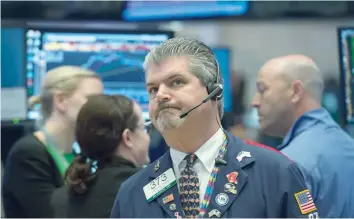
[2,66,103,218]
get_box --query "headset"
[179,41,224,119]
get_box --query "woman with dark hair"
[51,94,150,218]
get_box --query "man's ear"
[290,80,305,104]
[122,128,134,149]
[52,91,68,113]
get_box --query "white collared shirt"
[170,129,225,203]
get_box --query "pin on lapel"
[163,194,174,204]
[215,193,229,206]
[224,182,237,194]
[169,203,176,211]
[174,212,182,219]
[226,171,239,184]
[236,151,251,162]
[154,160,160,172]
[208,209,221,218]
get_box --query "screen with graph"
[338,27,354,125]
[25,29,173,120]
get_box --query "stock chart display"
[26,30,171,119]
[338,28,354,124]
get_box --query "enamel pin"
[169,203,176,211]
[226,171,239,184]
[215,193,229,206]
[236,151,251,162]
[175,212,182,219]
[154,160,160,172]
[224,182,237,194]
[163,194,174,204]
[208,209,221,218]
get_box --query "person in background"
[111,37,318,218]
[2,66,103,218]
[252,54,354,217]
[148,125,169,163]
[51,94,150,218]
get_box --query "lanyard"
[42,128,69,178]
[198,134,228,217]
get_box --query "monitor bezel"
[120,0,251,22]
[1,22,29,123]
[337,26,354,126]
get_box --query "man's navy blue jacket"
[111,131,319,218]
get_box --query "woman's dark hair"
[65,94,139,195]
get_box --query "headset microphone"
[179,84,223,119]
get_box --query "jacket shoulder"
[4,135,51,169]
[118,159,159,194]
[241,139,293,166]
[7,135,48,160]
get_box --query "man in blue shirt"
[252,54,354,217]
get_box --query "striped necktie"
[179,154,200,218]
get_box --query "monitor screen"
[212,48,232,113]
[122,1,249,21]
[1,27,27,121]
[1,27,25,88]
[338,27,354,125]
[25,28,173,120]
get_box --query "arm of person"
[110,180,133,218]
[110,168,139,218]
[294,158,338,217]
[309,161,341,217]
[110,191,121,218]
[280,162,320,218]
[6,142,59,217]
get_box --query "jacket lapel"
[148,151,184,218]
[205,133,255,218]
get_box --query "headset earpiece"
[207,83,223,101]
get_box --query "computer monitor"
[122,1,249,21]
[1,26,27,122]
[212,48,232,113]
[25,28,174,120]
[337,27,354,125]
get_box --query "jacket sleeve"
[110,180,134,218]
[305,160,342,217]
[280,162,319,218]
[3,143,58,217]
[110,194,121,218]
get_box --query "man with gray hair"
[111,38,318,218]
[252,54,354,217]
